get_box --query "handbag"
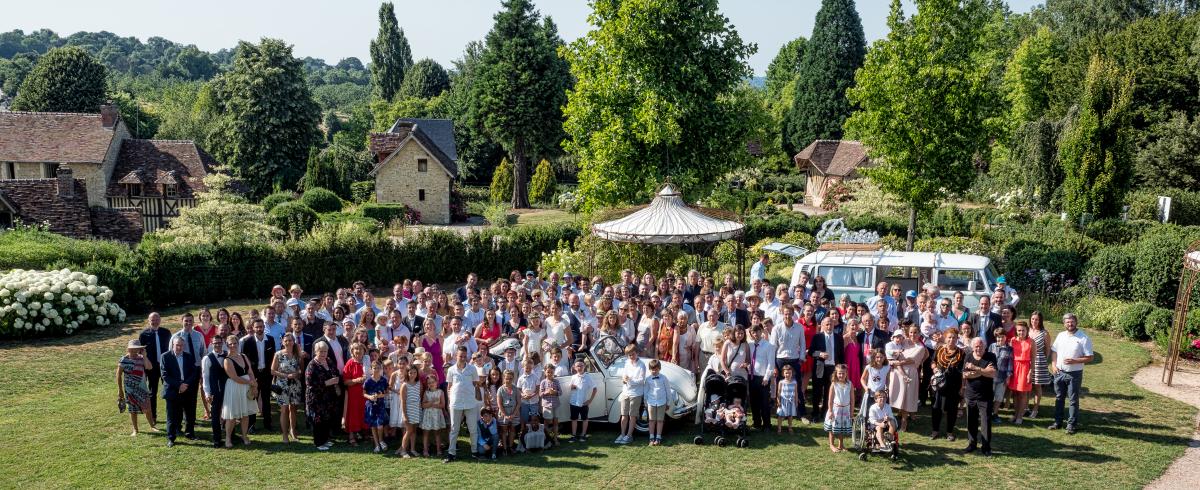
[930,369,946,392]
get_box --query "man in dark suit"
[401,301,426,337]
[138,312,171,426]
[202,335,229,448]
[970,296,1001,346]
[241,318,277,431]
[808,317,845,416]
[856,314,889,358]
[301,299,326,338]
[160,337,197,447]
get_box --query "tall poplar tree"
[369,2,413,101]
[1059,55,1134,220]
[787,0,865,151]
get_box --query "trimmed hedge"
[1116,302,1156,340]
[359,203,412,224]
[1131,226,1200,309]
[0,229,130,272]
[1083,245,1135,298]
[300,187,344,213]
[1076,296,1131,332]
[1000,240,1084,292]
[268,201,319,239]
[260,191,295,212]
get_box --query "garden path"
[1135,365,1200,489]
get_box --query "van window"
[817,266,872,288]
[939,269,984,292]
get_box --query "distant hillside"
[748,76,766,89]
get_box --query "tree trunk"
[510,142,531,209]
[906,205,917,252]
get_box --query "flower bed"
[0,269,127,337]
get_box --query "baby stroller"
[851,393,899,461]
[693,369,749,448]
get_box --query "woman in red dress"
[799,303,819,400]
[1007,321,1034,425]
[342,342,368,445]
[474,309,502,352]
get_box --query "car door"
[935,268,986,309]
[815,265,874,303]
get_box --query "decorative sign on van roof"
[815,218,881,244]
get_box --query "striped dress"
[777,379,798,417]
[1031,329,1051,385]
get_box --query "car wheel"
[693,436,704,445]
[634,407,650,433]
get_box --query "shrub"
[1127,188,1200,225]
[0,268,128,338]
[1075,296,1132,331]
[300,187,344,213]
[1084,218,1155,245]
[1000,240,1083,292]
[268,201,319,239]
[0,228,130,271]
[259,191,295,212]
[913,236,992,256]
[483,204,515,228]
[1083,245,1135,298]
[351,181,376,204]
[359,203,418,225]
[529,158,557,204]
[921,206,968,238]
[490,158,513,204]
[319,212,383,232]
[1131,225,1200,309]
[1146,307,1175,349]
[1116,302,1156,340]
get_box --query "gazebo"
[590,183,746,285]
[1162,240,1200,386]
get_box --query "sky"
[1,0,1045,75]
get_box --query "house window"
[2,162,13,179]
[418,189,426,201]
[125,183,142,197]
[42,163,60,179]
[417,158,428,172]
[163,184,178,198]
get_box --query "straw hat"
[126,339,145,350]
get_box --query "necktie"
[185,332,195,361]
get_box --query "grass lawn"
[1,301,1194,488]
[513,208,578,227]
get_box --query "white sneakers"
[615,435,632,444]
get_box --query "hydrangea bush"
[0,268,126,337]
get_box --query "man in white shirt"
[444,347,482,462]
[934,299,959,332]
[769,304,807,421]
[865,282,897,322]
[748,324,777,430]
[614,344,646,444]
[442,316,478,366]
[316,322,348,372]
[462,296,486,332]
[696,311,725,370]
[390,283,410,315]
[1049,313,1093,435]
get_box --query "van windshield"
[983,263,1000,289]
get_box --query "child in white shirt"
[868,390,897,449]
[567,361,596,442]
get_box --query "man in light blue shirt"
[750,253,769,283]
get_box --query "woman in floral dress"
[117,339,154,436]
[272,334,303,443]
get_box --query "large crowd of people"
[116,264,1093,461]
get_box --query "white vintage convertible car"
[489,335,697,430]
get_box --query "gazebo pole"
[737,237,746,291]
[1163,265,1198,386]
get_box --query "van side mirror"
[967,280,977,291]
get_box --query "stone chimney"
[57,167,74,198]
[100,103,119,128]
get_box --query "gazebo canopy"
[591,184,744,244]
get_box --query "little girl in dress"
[823,364,855,452]
[776,364,799,433]
[419,375,446,456]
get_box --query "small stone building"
[368,119,458,225]
[0,167,143,242]
[794,140,872,208]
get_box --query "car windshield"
[590,335,624,368]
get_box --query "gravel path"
[1133,365,1200,490]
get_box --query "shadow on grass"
[0,324,131,350]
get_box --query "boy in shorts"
[869,390,898,450]
[568,360,597,442]
[516,358,541,452]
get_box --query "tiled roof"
[107,140,217,199]
[370,119,459,178]
[0,111,119,164]
[90,206,144,243]
[0,178,93,239]
[794,140,871,177]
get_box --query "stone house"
[368,118,458,225]
[0,105,221,236]
[794,139,872,208]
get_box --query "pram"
[693,368,749,448]
[851,392,899,461]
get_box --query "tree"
[1137,112,1200,191]
[208,39,322,199]
[765,38,807,159]
[764,38,806,101]
[369,2,413,101]
[0,52,37,96]
[301,143,370,199]
[441,41,504,181]
[398,58,450,99]
[473,0,571,208]
[1010,115,1066,208]
[1060,55,1134,220]
[490,157,514,203]
[323,110,342,143]
[335,57,365,71]
[563,0,756,210]
[529,158,557,204]
[159,169,281,247]
[787,0,866,152]
[1002,26,1060,130]
[844,0,1002,251]
[172,45,217,80]
[10,46,106,112]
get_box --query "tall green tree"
[209,39,321,199]
[1002,26,1060,130]
[473,0,571,208]
[787,0,865,152]
[844,0,1002,251]
[442,41,504,181]
[766,37,806,157]
[398,58,450,99]
[10,46,106,112]
[563,0,756,209]
[369,2,413,101]
[1060,55,1134,220]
